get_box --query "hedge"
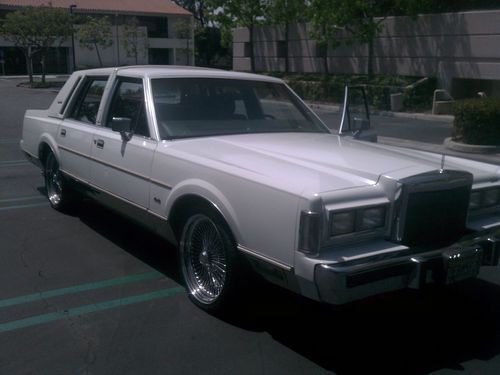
[453,98,500,145]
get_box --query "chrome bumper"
[315,226,500,305]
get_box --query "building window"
[137,16,168,38]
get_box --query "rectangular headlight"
[359,206,386,231]
[330,211,356,236]
[483,189,500,207]
[469,190,482,209]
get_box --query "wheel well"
[169,195,232,240]
[38,143,52,167]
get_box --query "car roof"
[75,65,283,83]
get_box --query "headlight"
[330,211,356,236]
[359,206,386,231]
[469,187,500,210]
[329,205,387,237]
[469,191,482,209]
[484,189,500,207]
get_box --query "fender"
[38,131,61,166]
[165,178,243,244]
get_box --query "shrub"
[453,98,500,145]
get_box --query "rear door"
[89,76,156,211]
[58,75,109,182]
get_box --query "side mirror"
[111,117,133,141]
[111,117,132,133]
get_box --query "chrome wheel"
[45,153,63,207]
[181,214,228,305]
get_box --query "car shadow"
[224,271,500,374]
[66,196,500,374]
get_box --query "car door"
[89,77,156,214]
[58,75,109,182]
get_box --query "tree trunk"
[249,24,255,72]
[94,43,103,67]
[41,54,46,84]
[284,22,289,73]
[322,25,329,75]
[367,37,374,80]
[24,48,33,84]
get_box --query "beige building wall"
[233,10,500,93]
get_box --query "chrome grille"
[393,170,473,248]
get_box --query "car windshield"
[151,78,328,139]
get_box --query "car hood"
[165,133,499,197]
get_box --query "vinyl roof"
[0,0,191,16]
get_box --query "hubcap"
[181,215,227,304]
[45,154,62,206]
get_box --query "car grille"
[394,170,473,248]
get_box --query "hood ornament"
[440,154,446,173]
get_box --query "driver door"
[89,77,157,217]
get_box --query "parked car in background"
[21,66,500,311]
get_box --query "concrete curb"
[444,137,500,154]
[307,101,454,122]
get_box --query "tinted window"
[69,77,108,124]
[106,79,149,138]
[151,78,327,139]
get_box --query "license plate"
[443,248,483,284]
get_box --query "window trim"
[65,75,110,125]
[102,76,152,140]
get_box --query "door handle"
[60,129,66,137]
[95,139,105,149]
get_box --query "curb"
[444,137,500,154]
[307,101,454,122]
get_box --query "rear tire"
[44,151,77,212]
[179,207,241,312]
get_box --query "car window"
[69,77,108,124]
[151,78,327,139]
[106,79,149,138]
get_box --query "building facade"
[0,0,194,75]
[233,10,500,97]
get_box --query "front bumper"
[315,226,500,305]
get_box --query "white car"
[21,66,500,311]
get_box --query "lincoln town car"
[21,66,500,311]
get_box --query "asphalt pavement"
[1,78,500,375]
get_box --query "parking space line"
[0,202,49,211]
[0,287,184,333]
[0,195,45,204]
[0,139,19,144]
[0,160,30,167]
[0,271,164,308]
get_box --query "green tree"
[122,17,147,65]
[206,0,267,72]
[195,27,231,68]
[267,0,309,73]
[78,16,112,67]
[174,1,209,27]
[0,5,72,84]
[309,0,417,79]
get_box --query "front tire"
[179,209,240,312]
[44,151,76,212]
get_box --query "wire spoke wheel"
[45,153,63,207]
[181,214,229,305]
